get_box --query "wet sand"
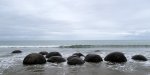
[2,62,149,75]
[0,46,150,75]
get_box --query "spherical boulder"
[94,50,101,52]
[72,53,84,57]
[12,50,22,53]
[39,51,48,55]
[104,52,127,63]
[84,54,103,63]
[46,52,62,58]
[47,56,66,63]
[132,55,147,61]
[67,57,85,65]
[23,53,46,65]
[67,55,79,61]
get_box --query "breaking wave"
[59,45,150,48]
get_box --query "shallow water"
[0,40,150,75]
[2,61,150,75]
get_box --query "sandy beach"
[2,59,150,75]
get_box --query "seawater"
[0,40,150,75]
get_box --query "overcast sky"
[0,0,150,40]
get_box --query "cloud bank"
[0,0,150,40]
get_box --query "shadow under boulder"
[84,54,103,63]
[104,52,127,63]
[67,57,85,65]
[23,53,46,65]
[132,55,147,61]
[12,50,22,53]
[46,52,62,58]
[47,56,66,63]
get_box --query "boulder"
[84,54,103,63]
[46,52,62,58]
[67,55,79,61]
[104,52,127,63]
[47,56,66,63]
[72,53,84,57]
[67,57,85,65]
[94,50,101,52]
[12,50,22,53]
[23,53,46,65]
[132,55,147,61]
[39,51,48,55]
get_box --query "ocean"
[0,40,150,75]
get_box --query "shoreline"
[2,62,149,75]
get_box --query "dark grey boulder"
[39,51,48,55]
[132,55,147,61]
[47,56,66,63]
[84,54,103,63]
[46,52,62,58]
[23,53,46,65]
[67,57,85,65]
[104,52,127,63]
[94,50,101,52]
[67,55,79,61]
[72,53,84,57]
[12,50,22,53]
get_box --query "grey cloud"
[122,30,150,40]
[0,0,150,40]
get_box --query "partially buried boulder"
[94,50,101,52]
[39,51,48,55]
[67,57,85,65]
[67,55,79,61]
[46,52,62,58]
[23,53,46,65]
[72,53,84,57]
[132,55,147,61]
[84,54,103,63]
[104,52,127,63]
[47,56,66,63]
[12,50,22,53]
